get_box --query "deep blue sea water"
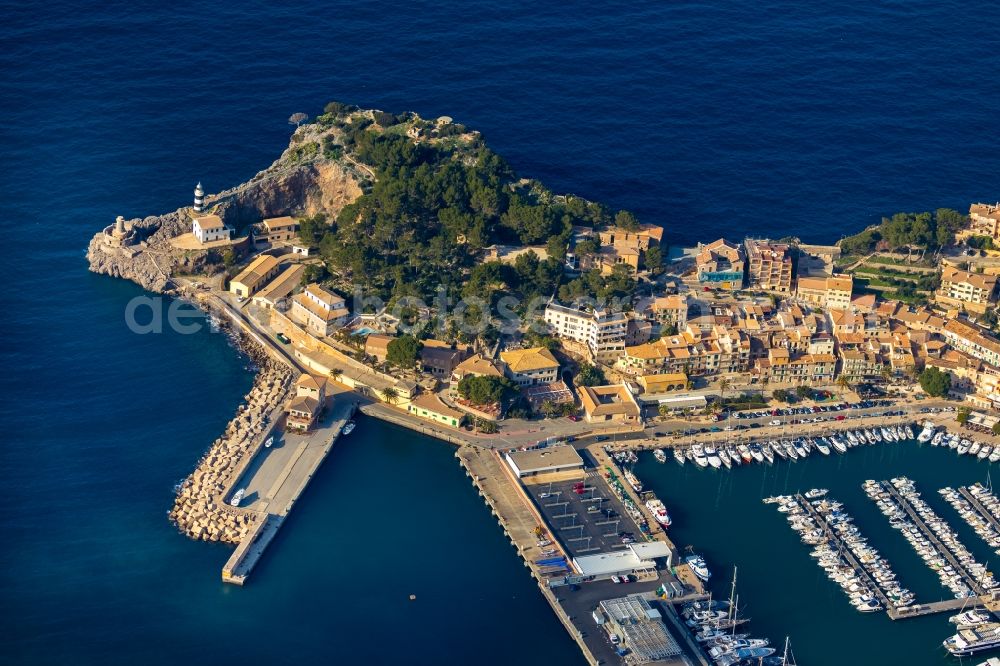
[2,1,999,663]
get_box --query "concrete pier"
[222,399,356,585]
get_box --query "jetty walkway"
[958,486,1000,533]
[795,494,895,613]
[879,482,986,596]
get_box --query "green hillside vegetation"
[839,208,968,256]
[305,102,639,305]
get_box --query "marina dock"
[879,481,987,596]
[222,400,356,585]
[795,493,896,614]
[958,486,1000,533]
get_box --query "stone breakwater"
[168,334,293,544]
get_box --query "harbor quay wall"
[358,403,469,446]
[455,446,600,666]
[169,335,293,545]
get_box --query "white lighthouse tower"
[193,182,205,212]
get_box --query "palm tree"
[836,374,850,391]
[880,365,892,385]
[381,387,399,404]
[719,377,731,402]
[330,367,344,383]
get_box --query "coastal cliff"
[86,121,364,293]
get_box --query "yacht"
[705,446,722,469]
[692,444,709,468]
[685,554,712,581]
[229,488,245,507]
[815,440,831,456]
[623,469,643,492]
[342,420,356,435]
[932,431,945,446]
[944,623,1000,656]
[737,444,753,463]
[761,444,775,464]
[805,488,828,499]
[990,448,1000,464]
[970,441,983,457]
[263,436,273,448]
[653,448,667,463]
[645,497,673,527]
[950,610,994,628]
[917,422,935,443]
[959,440,972,456]
[978,445,993,461]
[784,441,799,460]
[674,448,686,465]
[830,436,847,454]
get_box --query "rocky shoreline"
[168,329,294,544]
[85,119,365,543]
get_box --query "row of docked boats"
[766,493,908,612]
[939,486,1000,555]
[682,600,780,665]
[668,423,915,470]
[922,422,1000,462]
[680,569,795,666]
[968,482,1000,524]
[865,477,999,598]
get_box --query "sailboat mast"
[782,636,790,664]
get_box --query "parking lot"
[525,472,643,559]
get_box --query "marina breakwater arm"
[168,337,294,544]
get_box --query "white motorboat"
[685,554,711,581]
[229,488,245,507]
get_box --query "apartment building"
[936,266,999,314]
[543,302,627,363]
[499,347,560,386]
[744,238,794,293]
[796,274,853,310]
[963,203,1000,241]
[290,283,350,337]
[942,319,1000,369]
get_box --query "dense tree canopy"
[310,106,626,304]
[386,334,422,368]
[457,375,516,406]
[918,367,951,397]
[840,208,969,255]
[574,363,606,387]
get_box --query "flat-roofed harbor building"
[505,444,584,478]
[595,594,684,664]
